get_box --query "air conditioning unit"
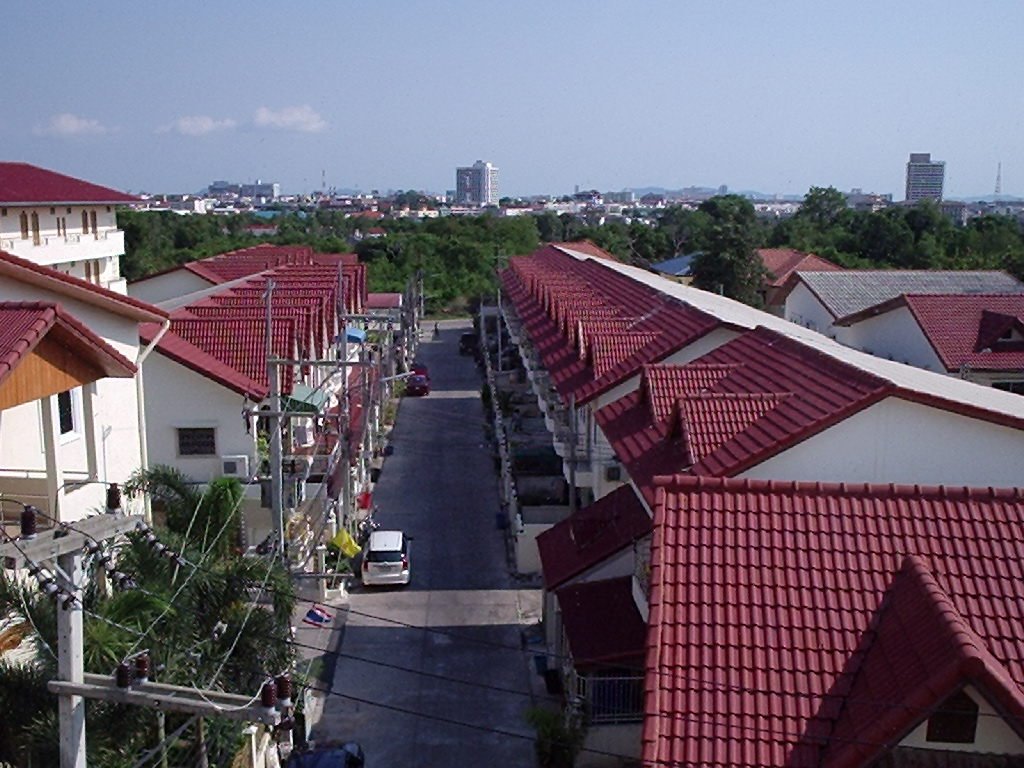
[604,464,622,482]
[221,455,250,478]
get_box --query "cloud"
[254,105,326,133]
[160,115,238,136]
[35,113,108,137]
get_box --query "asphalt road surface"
[312,319,541,765]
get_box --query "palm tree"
[0,466,295,766]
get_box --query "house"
[133,248,373,550]
[827,293,1024,391]
[0,251,168,523]
[756,247,843,313]
[0,162,137,293]
[781,269,1024,340]
[497,242,1024,765]
[644,475,1024,767]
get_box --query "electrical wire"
[129,715,198,768]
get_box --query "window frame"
[176,426,217,457]
[56,389,83,444]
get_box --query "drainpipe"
[135,318,171,524]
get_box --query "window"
[82,211,89,233]
[31,212,40,245]
[993,381,1024,395]
[57,391,76,434]
[49,207,55,215]
[20,212,29,239]
[926,690,979,744]
[89,210,97,237]
[177,427,216,456]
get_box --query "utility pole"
[568,393,577,515]
[265,280,285,564]
[0,514,286,768]
[496,286,503,374]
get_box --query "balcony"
[0,229,126,268]
[573,673,645,725]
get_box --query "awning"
[344,326,366,344]
[283,382,330,414]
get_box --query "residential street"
[311,319,542,765]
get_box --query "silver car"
[360,530,411,586]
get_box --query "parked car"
[458,332,478,356]
[405,374,430,396]
[411,362,429,379]
[361,530,411,586]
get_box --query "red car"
[405,374,430,396]
[411,362,429,379]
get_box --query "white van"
[361,530,411,586]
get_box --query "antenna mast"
[995,162,1002,197]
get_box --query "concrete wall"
[143,353,258,483]
[127,269,216,304]
[745,396,1024,487]
[783,281,837,333]
[837,306,945,372]
[579,723,642,768]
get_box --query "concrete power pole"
[265,280,285,564]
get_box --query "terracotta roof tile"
[645,476,1024,768]
[902,294,1024,372]
[537,485,651,590]
[757,248,843,288]
[0,301,136,388]
[0,162,138,204]
[596,328,890,504]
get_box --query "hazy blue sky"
[6,2,1022,198]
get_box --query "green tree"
[690,195,766,305]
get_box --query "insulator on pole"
[275,674,292,709]
[134,653,150,684]
[19,506,37,540]
[260,681,277,714]
[115,662,132,688]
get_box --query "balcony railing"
[574,673,644,724]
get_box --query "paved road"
[312,319,541,765]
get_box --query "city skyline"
[3,2,1022,199]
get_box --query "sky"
[5,2,1023,199]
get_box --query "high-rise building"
[905,153,945,202]
[455,161,499,206]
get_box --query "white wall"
[0,280,145,520]
[744,397,1024,487]
[127,270,216,304]
[0,204,125,276]
[837,306,945,372]
[784,282,837,333]
[144,353,258,482]
[899,685,1024,755]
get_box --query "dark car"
[458,332,478,356]
[411,362,429,379]
[405,374,430,396]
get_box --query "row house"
[500,243,1024,766]
[130,246,375,553]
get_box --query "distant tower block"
[905,153,945,202]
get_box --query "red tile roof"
[140,322,267,400]
[536,485,651,590]
[818,556,1024,768]
[551,240,619,261]
[0,250,167,322]
[757,248,843,288]
[501,247,722,406]
[556,576,646,669]
[901,294,1024,373]
[0,302,136,388]
[645,475,1024,768]
[596,328,890,503]
[170,317,298,394]
[0,162,138,204]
